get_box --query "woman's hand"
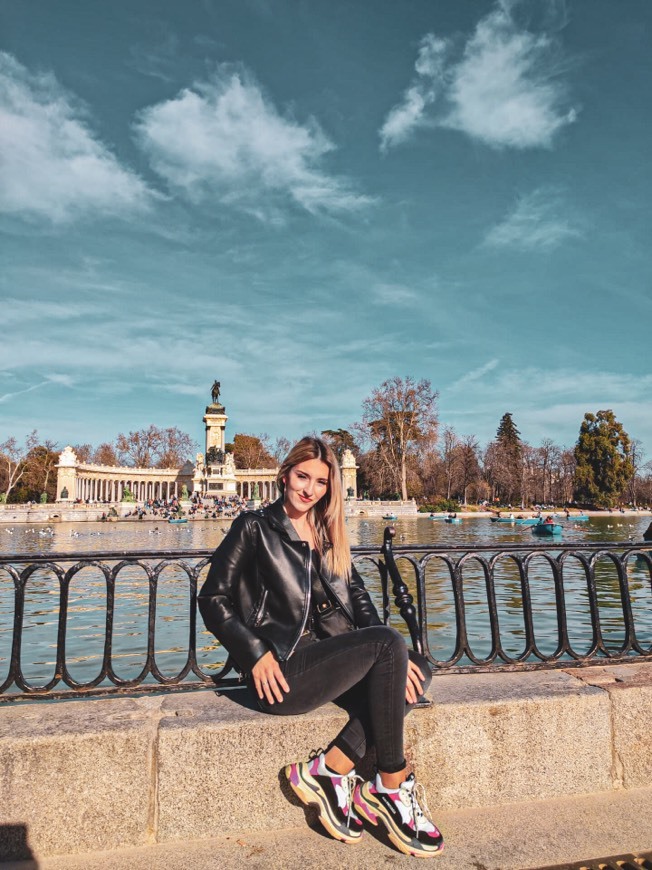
[251,650,290,704]
[405,659,425,704]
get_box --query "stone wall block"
[0,698,155,859]
[409,670,613,810]
[156,691,350,842]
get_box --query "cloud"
[371,283,420,306]
[483,187,583,250]
[379,35,449,152]
[448,358,500,390]
[0,374,73,405]
[380,1,577,151]
[0,53,153,224]
[134,65,372,218]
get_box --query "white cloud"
[0,374,73,405]
[448,359,500,390]
[380,1,577,151]
[484,187,583,250]
[371,283,420,305]
[379,35,449,152]
[0,53,153,223]
[134,65,372,218]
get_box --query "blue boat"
[382,514,398,521]
[564,514,589,521]
[429,514,448,520]
[532,521,563,536]
[445,517,462,524]
[169,517,188,525]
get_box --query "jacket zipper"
[253,589,268,627]
[287,542,311,659]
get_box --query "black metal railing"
[1,530,651,701]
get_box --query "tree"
[156,428,197,468]
[20,440,59,503]
[93,442,119,466]
[232,433,276,469]
[440,427,460,500]
[0,431,38,501]
[489,412,523,504]
[72,443,93,463]
[626,439,645,506]
[457,435,481,506]
[271,436,291,464]
[573,410,634,507]
[115,425,196,468]
[116,426,162,467]
[321,429,358,462]
[357,376,438,501]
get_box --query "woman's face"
[283,457,330,519]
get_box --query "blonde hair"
[277,436,351,579]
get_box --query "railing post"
[382,526,423,655]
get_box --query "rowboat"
[429,515,448,520]
[563,514,589,521]
[532,522,563,536]
[445,517,462,524]
[169,517,188,525]
[382,514,398,521]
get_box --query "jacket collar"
[263,497,302,542]
[263,497,333,554]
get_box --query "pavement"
[4,785,652,870]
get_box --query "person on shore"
[198,436,443,858]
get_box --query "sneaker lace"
[406,780,433,832]
[341,772,363,826]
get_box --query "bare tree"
[115,425,196,468]
[357,376,438,501]
[232,433,276,469]
[0,431,38,500]
[93,443,119,466]
[271,436,291,464]
[156,428,197,468]
[71,443,93,463]
[457,435,481,506]
[22,439,60,501]
[441,426,460,500]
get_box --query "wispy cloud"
[448,358,500,390]
[134,65,373,219]
[483,187,583,250]
[371,283,420,306]
[379,34,449,152]
[380,0,577,151]
[0,374,74,405]
[0,53,154,223]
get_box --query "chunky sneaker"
[354,772,444,858]
[285,753,364,844]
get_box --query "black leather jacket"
[198,498,382,673]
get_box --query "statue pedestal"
[246,499,262,510]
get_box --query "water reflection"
[1,515,651,690]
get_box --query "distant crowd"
[121,494,271,521]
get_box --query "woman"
[198,437,443,858]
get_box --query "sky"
[1,0,650,459]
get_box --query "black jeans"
[255,625,432,774]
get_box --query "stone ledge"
[1,663,651,860]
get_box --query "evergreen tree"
[573,410,634,507]
[489,413,523,504]
[496,413,522,451]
